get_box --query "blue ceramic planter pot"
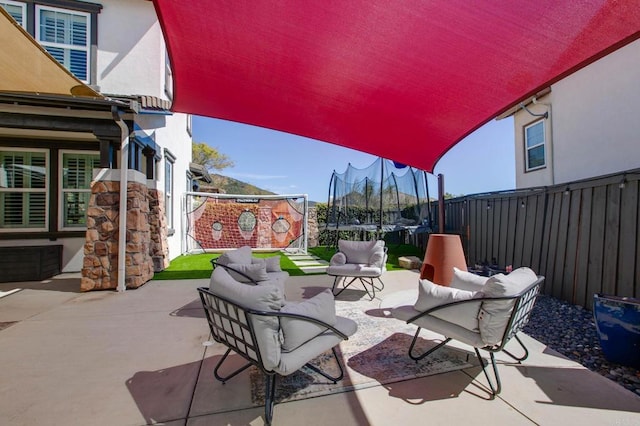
[593,294,640,369]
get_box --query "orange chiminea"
[420,234,467,286]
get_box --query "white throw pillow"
[450,267,488,292]
[414,278,476,312]
[280,289,337,352]
[478,267,538,345]
[225,262,269,283]
[482,268,537,297]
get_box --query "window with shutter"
[60,151,99,229]
[0,149,48,231]
[36,5,90,82]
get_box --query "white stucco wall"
[97,0,192,263]
[136,112,192,261]
[85,0,190,266]
[95,0,166,97]
[515,39,640,188]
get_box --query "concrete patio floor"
[1,269,639,426]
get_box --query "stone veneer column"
[81,169,154,291]
[148,186,170,272]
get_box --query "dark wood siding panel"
[564,190,582,304]
[575,188,593,308]
[553,191,574,300]
[545,192,562,298]
[618,180,638,298]
[602,184,621,296]
[530,193,546,273]
[587,185,607,300]
[514,196,527,268]
[480,199,489,264]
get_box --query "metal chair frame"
[406,276,543,398]
[198,285,349,425]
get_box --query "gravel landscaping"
[523,294,640,397]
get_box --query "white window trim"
[164,150,176,233]
[0,147,49,233]
[35,4,91,83]
[524,120,546,172]
[0,0,26,28]
[165,49,174,100]
[58,149,98,231]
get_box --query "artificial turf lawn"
[152,244,424,280]
[152,251,305,280]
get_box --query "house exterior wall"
[514,39,640,188]
[95,0,166,97]
[135,112,192,263]
[0,0,192,278]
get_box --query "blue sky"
[192,116,515,202]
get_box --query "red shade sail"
[152,1,640,172]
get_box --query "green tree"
[192,142,234,171]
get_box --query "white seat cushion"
[326,264,383,278]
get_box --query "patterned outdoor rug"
[250,297,475,405]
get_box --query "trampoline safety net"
[326,158,432,232]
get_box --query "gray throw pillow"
[280,289,337,352]
[225,262,269,282]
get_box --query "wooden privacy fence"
[416,169,640,309]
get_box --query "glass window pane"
[527,145,545,169]
[45,46,65,63]
[63,191,90,227]
[0,150,47,230]
[38,7,89,82]
[526,122,544,148]
[0,151,46,189]
[69,49,88,81]
[61,153,98,228]
[0,187,46,228]
[63,153,98,189]
[28,193,46,226]
[0,2,25,26]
